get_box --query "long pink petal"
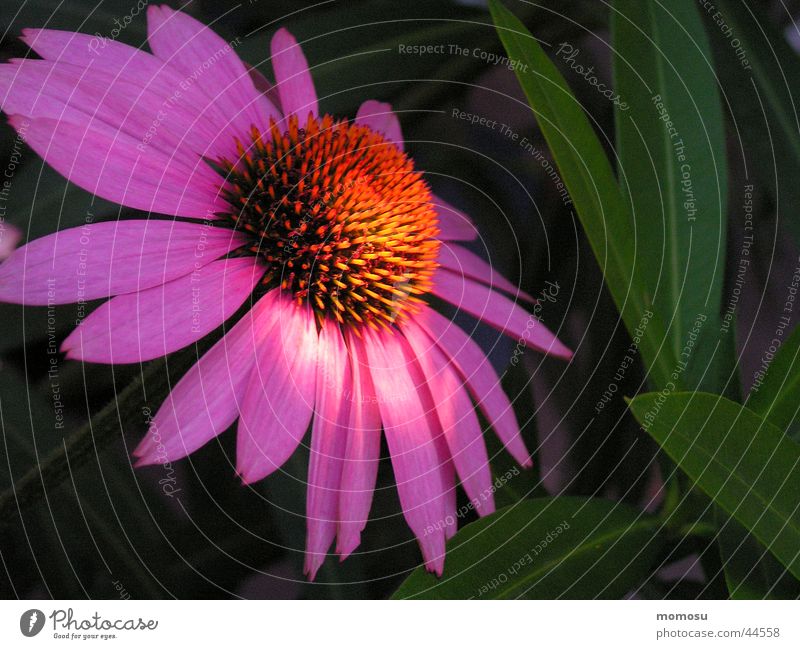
[305,323,351,580]
[0,220,246,305]
[0,56,233,162]
[437,242,535,303]
[363,329,448,576]
[270,28,318,119]
[7,115,226,218]
[432,194,478,241]
[236,297,318,483]
[146,6,280,140]
[134,290,278,465]
[62,256,265,363]
[433,268,573,360]
[403,320,494,517]
[416,306,531,468]
[337,330,382,559]
[355,100,403,150]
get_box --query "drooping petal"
[355,100,403,150]
[134,290,278,465]
[305,323,351,580]
[0,220,246,305]
[270,28,318,119]
[432,194,478,241]
[0,55,234,163]
[437,242,535,303]
[416,306,531,467]
[337,330,382,559]
[236,297,318,483]
[363,329,448,576]
[146,6,280,140]
[62,256,266,363]
[403,320,494,517]
[247,64,282,112]
[6,115,226,218]
[433,268,573,360]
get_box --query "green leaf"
[705,0,800,248]
[628,391,800,580]
[715,513,800,599]
[746,324,800,435]
[0,349,196,525]
[488,0,673,388]
[392,497,661,599]
[612,0,728,391]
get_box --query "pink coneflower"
[0,6,571,578]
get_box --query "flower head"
[0,6,572,578]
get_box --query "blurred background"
[1,0,800,599]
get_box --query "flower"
[0,6,572,578]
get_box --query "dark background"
[1,0,798,598]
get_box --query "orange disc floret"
[217,113,440,329]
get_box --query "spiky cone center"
[218,113,440,329]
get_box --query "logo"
[20,609,45,637]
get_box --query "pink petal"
[1,55,233,162]
[437,242,536,303]
[270,28,318,119]
[62,256,266,363]
[432,194,478,241]
[236,297,318,483]
[403,320,495,517]
[416,306,531,468]
[247,64,282,113]
[146,6,280,140]
[433,268,573,360]
[363,329,448,576]
[355,100,403,150]
[304,323,351,580]
[7,115,226,218]
[134,290,279,465]
[0,222,21,260]
[0,220,246,305]
[337,330,382,559]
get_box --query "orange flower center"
[218,114,440,328]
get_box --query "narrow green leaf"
[706,0,800,248]
[612,0,728,391]
[488,0,673,388]
[392,497,661,599]
[628,391,800,579]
